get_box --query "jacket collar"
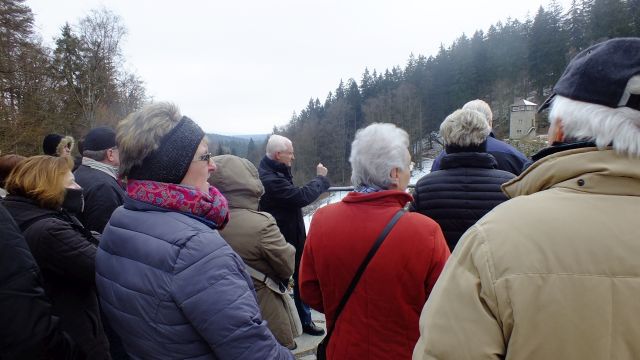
[342,190,413,207]
[2,195,68,226]
[440,152,498,170]
[531,141,596,162]
[260,155,291,178]
[502,147,640,198]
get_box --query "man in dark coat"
[430,99,528,175]
[414,109,515,251]
[74,127,124,233]
[0,204,82,360]
[258,134,330,336]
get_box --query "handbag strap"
[323,209,406,345]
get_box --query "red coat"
[300,190,450,359]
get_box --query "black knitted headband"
[128,116,205,184]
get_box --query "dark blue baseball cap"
[538,37,640,113]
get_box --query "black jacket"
[0,204,82,360]
[413,152,515,251]
[2,195,110,359]
[74,165,125,233]
[258,156,330,261]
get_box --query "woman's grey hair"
[440,109,490,147]
[549,92,640,157]
[265,134,292,159]
[349,123,410,189]
[462,99,493,127]
[116,102,182,176]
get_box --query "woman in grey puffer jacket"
[95,102,293,360]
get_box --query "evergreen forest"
[275,0,640,186]
[1,0,640,186]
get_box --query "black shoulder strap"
[323,208,406,345]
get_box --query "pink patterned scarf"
[126,179,229,229]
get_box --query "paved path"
[292,310,326,359]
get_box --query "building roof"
[511,99,538,106]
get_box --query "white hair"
[265,134,292,159]
[549,94,640,157]
[440,109,490,147]
[349,123,410,189]
[463,99,493,127]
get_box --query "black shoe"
[302,322,325,336]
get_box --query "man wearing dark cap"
[74,126,124,233]
[413,37,640,359]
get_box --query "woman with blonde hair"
[3,155,110,359]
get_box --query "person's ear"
[106,149,114,162]
[389,167,400,185]
[550,118,565,143]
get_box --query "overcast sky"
[26,0,570,135]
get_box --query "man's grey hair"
[265,134,292,159]
[440,109,490,147]
[82,149,108,162]
[116,102,182,176]
[463,99,493,127]
[549,79,640,157]
[349,123,410,189]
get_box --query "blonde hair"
[5,155,73,209]
[57,136,75,156]
[440,109,490,147]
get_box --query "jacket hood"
[502,147,640,198]
[2,195,59,227]
[210,155,264,210]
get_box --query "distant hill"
[206,133,268,165]
[232,134,269,142]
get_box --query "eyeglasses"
[193,152,213,163]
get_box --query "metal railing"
[326,184,416,192]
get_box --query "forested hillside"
[277,0,640,186]
[0,0,146,155]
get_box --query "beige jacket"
[210,155,297,348]
[413,147,640,360]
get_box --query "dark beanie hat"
[83,126,116,151]
[128,116,205,184]
[43,134,63,155]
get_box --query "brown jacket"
[413,147,640,360]
[210,155,297,348]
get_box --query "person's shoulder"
[490,168,517,180]
[403,210,440,226]
[246,209,276,222]
[488,137,527,157]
